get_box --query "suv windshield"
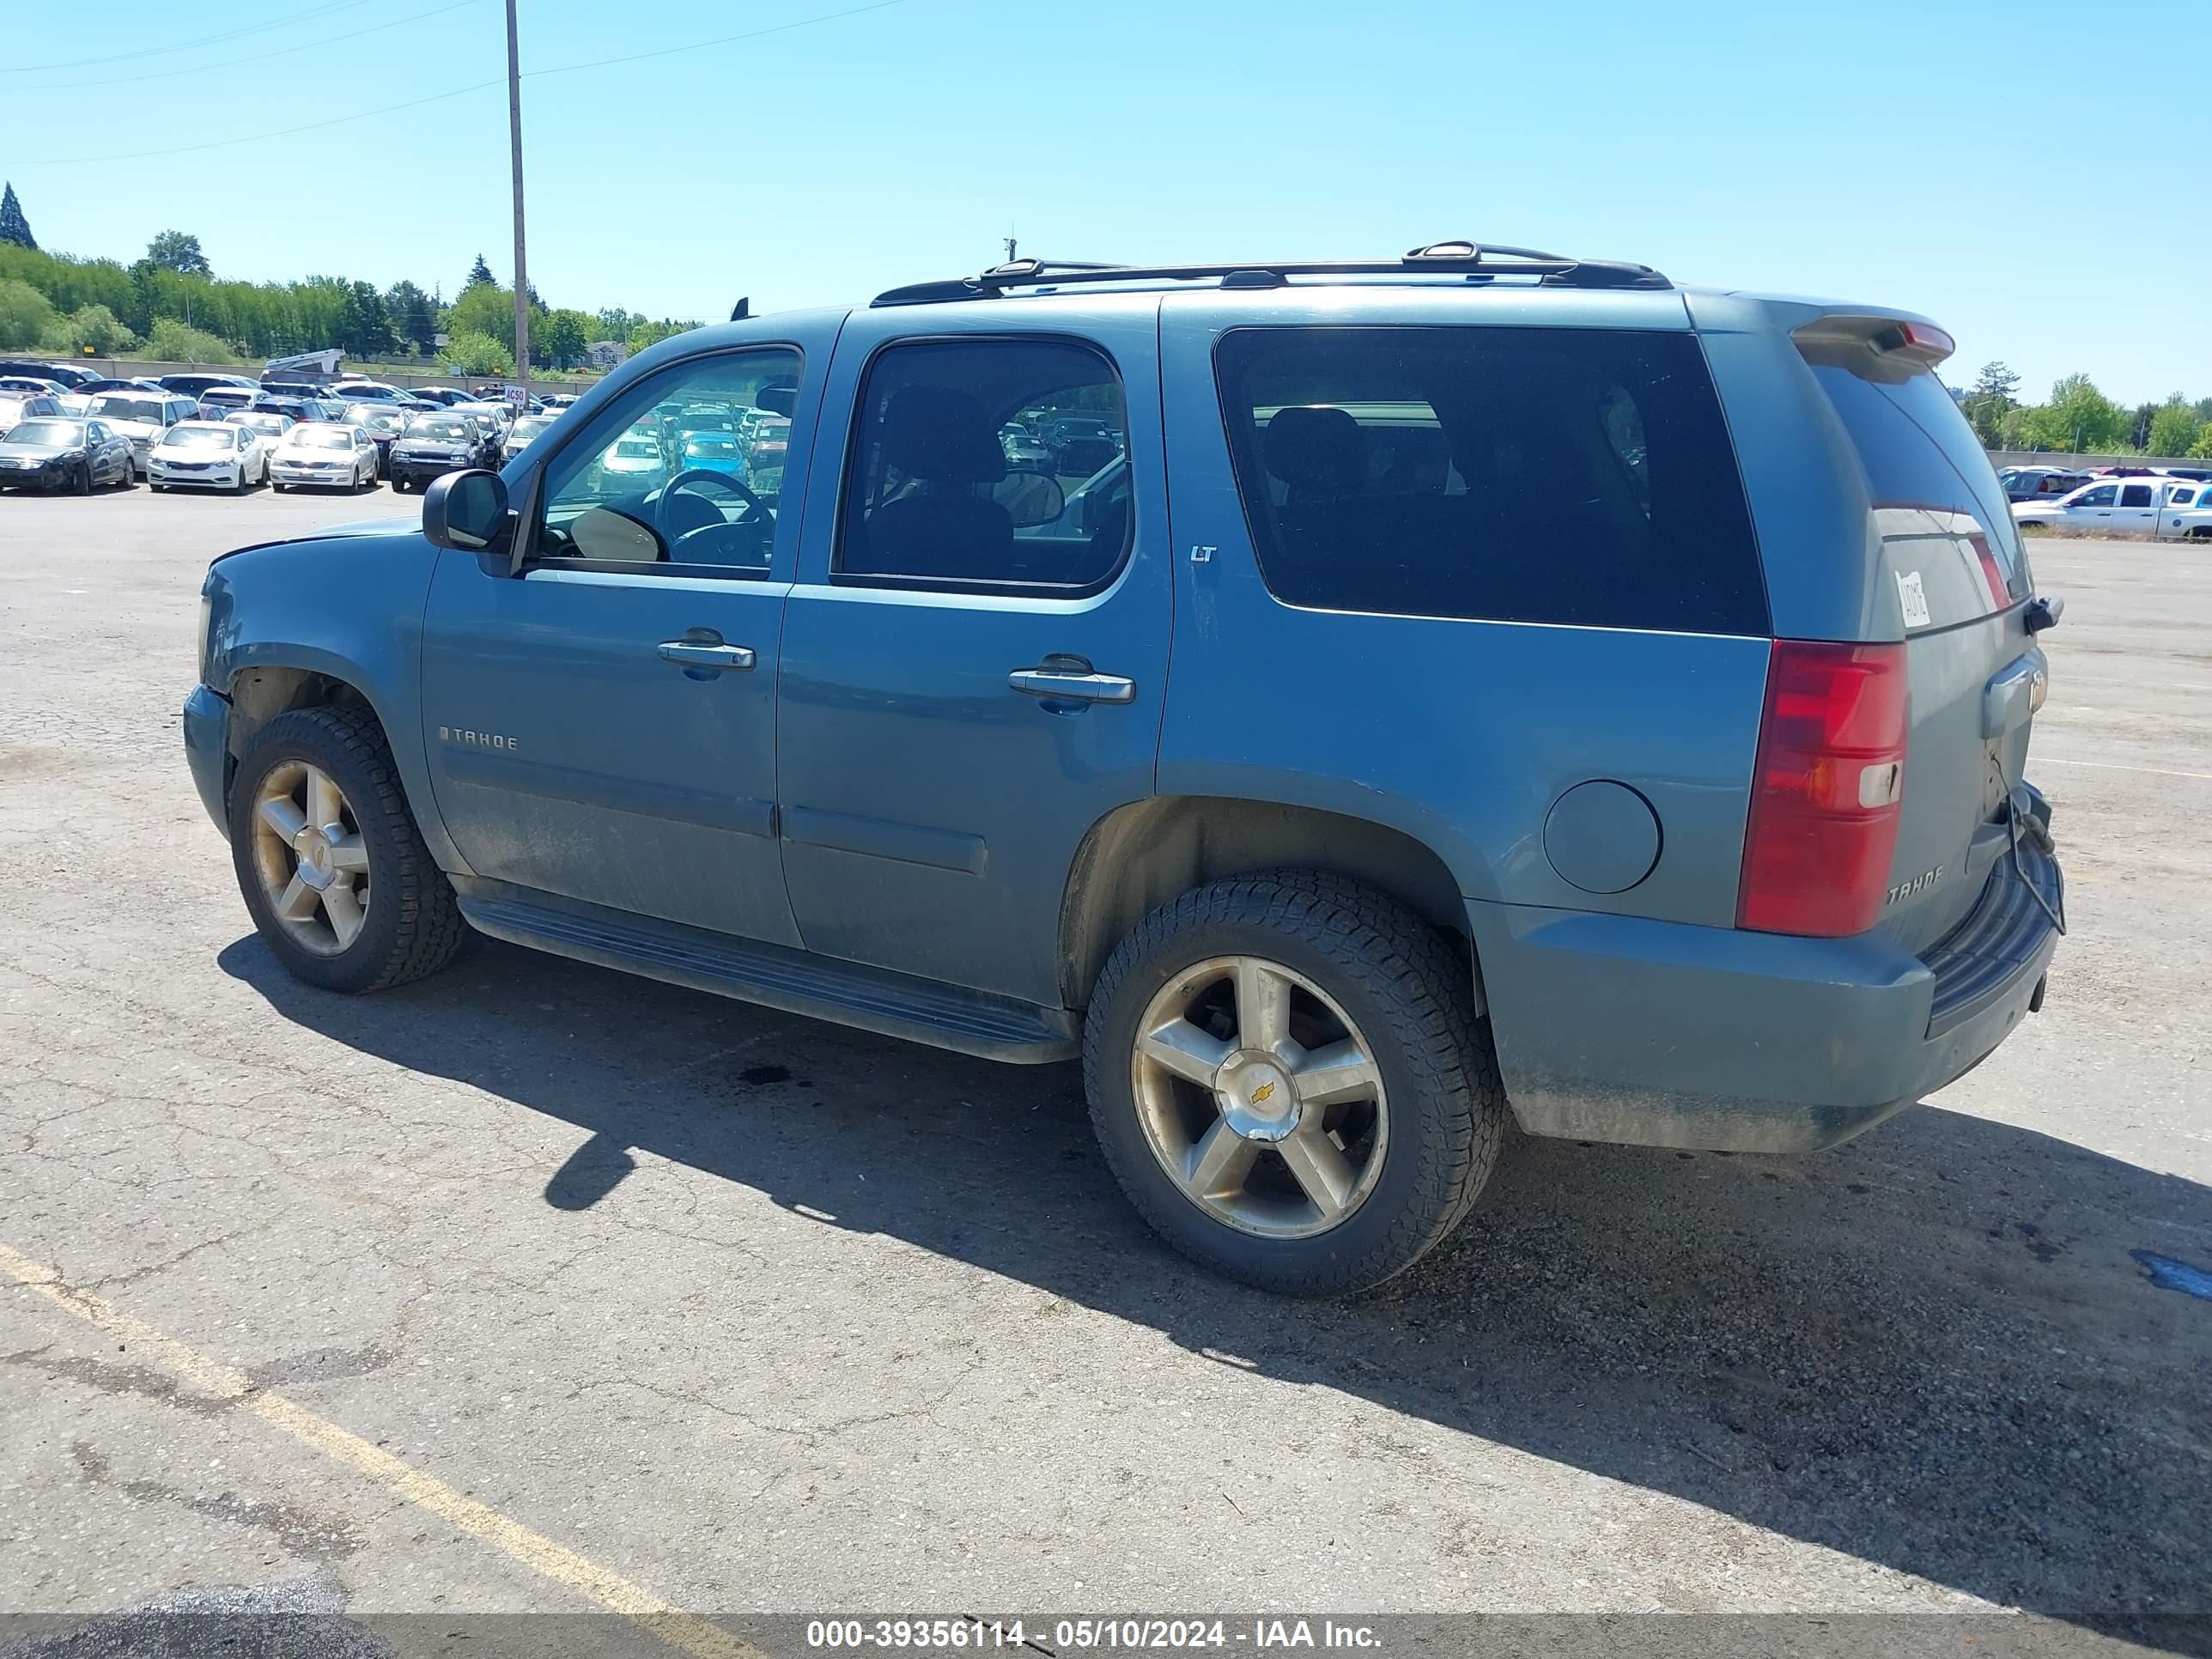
[86,396,166,425]
[407,419,471,441]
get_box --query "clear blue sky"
[8,0,2207,403]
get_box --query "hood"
[0,438,72,459]
[100,419,163,437]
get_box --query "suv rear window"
[1802,356,2030,607]
[1213,326,1767,634]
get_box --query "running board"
[456,885,1079,1063]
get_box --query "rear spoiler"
[1793,312,1955,369]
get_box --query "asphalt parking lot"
[1,489,2207,1655]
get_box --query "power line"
[15,1,906,167]
[0,0,373,75]
[10,0,489,94]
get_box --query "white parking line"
[0,1242,763,1659]
[2038,757,2212,782]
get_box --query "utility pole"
[504,0,530,393]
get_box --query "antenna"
[1003,232,1018,264]
[730,296,750,322]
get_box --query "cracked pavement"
[1,489,2207,1645]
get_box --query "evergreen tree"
[0,183,35,251]
[386,281,438,353]
[465,253,495,289]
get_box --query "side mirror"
[423,469,511,552]
[993,471,1066,529]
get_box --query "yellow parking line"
[0,1242,763,1659]
[2039,757,2212,782]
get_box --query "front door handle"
[1009,664,1136,704]
[659,639,757,672]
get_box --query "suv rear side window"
[1802,356,2031,606]
[1212,326,1766,634]
[836,337,1132,593]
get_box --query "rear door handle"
[1009,665,1135,704]
[659,639,756,672]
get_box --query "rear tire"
[1083,869,1505,1297]
[228,703,465,995]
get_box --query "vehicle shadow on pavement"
[220,934,2211,1638]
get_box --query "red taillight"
[1737,640,1910,937]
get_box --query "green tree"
[144,317,238,363]
[2191,425,2212,461]
[2016,374,2130,453]
[62,304,136,355]
[145,230,212,277]
[627,318,701,353]
[0,279,60,349]
[386,280,437,353]
[2147,396,2200,459]
[595,307,641,342]
[542,308,591,369]
[465,253,495,289]
[444,330,514,376]
[1966,361,2021,446]
[0,183,34,252]
[340,280,394,358]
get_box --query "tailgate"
[1797,327,2041,955]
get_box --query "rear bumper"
[1471,835,2063,1154]
[182,684,232,841]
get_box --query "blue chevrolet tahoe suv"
[184,243,2065,1295]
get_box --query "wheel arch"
[1056,796,1479,1012]
[219,647,471,877]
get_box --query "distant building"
[586,339,630,370]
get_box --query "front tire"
[228,703,465,994]
[1083,870,1505,1296]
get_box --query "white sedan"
[268,422,380,492]
[149,422,266,493]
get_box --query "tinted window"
[836,337,1133,592]
[2075,484,2118,507]
[2119,483,2154,507]
[1213,327,1765,633]
[1805,360,2030,605]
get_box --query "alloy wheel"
[249,760,372,956]
[1130,956,1389,1238]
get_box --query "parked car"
[268,422,380,492]
[1000,422,1055,474]
[182,246,2066,1295]
[1996,466,2090,502]
[0,375,71,398]
[225,410,296,454]
[386,415,488,492]
[501,414,553,464]
[82,390,197,475]
[410,386,471,407]
[159,372,258,402]
[330,380,410,405]
[2160,493,2212,538]
[52,392,91,417]
[0,393,64,437]
[0,416,135,492]
[2013,476,2194,533]
[342,404,412,474]
[543,394,578,412]
[77,377,169,395]
[0,359,98,390]
[1046,413,1121,475]
[150,421,267,493]
[197,386,260,422]
[675,425,744,477]
[252,396,324,427]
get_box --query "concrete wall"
[78,358,599,397]
[1989,449,2209,471]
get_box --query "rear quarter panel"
[1155,287,1770,927]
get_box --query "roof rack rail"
[870,241,1669,307]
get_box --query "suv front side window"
[529,346,801,576]
[835,336,1133,593]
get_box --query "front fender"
[204,532,469,876]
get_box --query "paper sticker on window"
[1896,569,1931,629]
